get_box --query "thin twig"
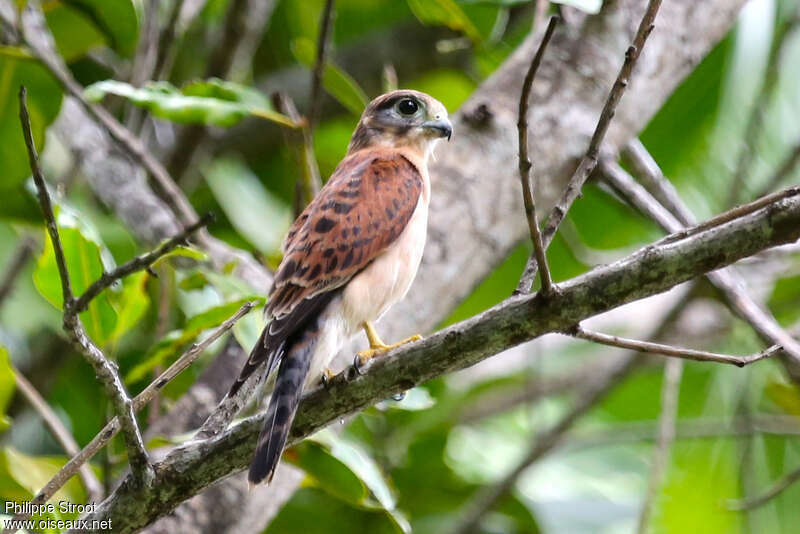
[12,366,104,502]
[19,85,154,488]
[610,146,800,365]
[272,92,322,215]
[728,464,800,511]
[70,212,214,315]
[5,302,255,529]
[517,15,558,295]
[0,234,36,311]
[516,0,662,293]
[636,358,682,534]
[308,0,335,133]
[727,11,800,206]
[571,326,778,367]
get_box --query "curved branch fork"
[78,187,800,533]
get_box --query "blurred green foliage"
[0,0,799,533]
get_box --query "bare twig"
[0,234,36,311]
[727,11,800,206]
[308,0,336,133]
[636,358,682,534]
[609,147,800,367]
[570,326,778,367]
[517,0,663,293]
[70,212,214,315]
[20,85,154,487]
[272,93,322,214]
[728,464,800,511]
[12,366,104,502]
[517,16,558,295]
[4,302,255,530]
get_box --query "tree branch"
[728,464,800,511]
[4,302,254,531]
[516,15,558,295]
[76,188,800,533]
[70,213,214,315]
[517,0,663,293]
[608,147,800,370]
[19,85,153,487]
[570,326,779,367]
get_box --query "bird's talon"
[320,368,336,388]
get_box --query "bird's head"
[347,90,453,157]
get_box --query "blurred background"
[1,0,800,533]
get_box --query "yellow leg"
[319,367,336,388]
[355,321,422,369]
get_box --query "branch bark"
[76,187,800,533]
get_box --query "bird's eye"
[396,98,419,116]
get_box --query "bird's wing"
[227,150,423,395]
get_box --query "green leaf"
[44,0,139,58]
[407,0,483,43]
[0,49,63,220]
[108,271,150,342]
[125,297,263,383]
[768,273,800,325]
[266,487,406,534]
[33,225,117,345]
[150,244,209,269]
[292,38,368,116]
[289,440,368,504]
[1,447,85,506]
[204,158,293,256]
[0,348,14,431]
[84,79,296,128]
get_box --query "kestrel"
[226,90,453,485]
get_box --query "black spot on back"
[315,217,336,233]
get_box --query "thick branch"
[78,188,800,533]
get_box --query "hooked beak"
[422,118,453,141]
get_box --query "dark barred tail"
[248,320,319,485]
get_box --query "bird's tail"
[248,317,320,485]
